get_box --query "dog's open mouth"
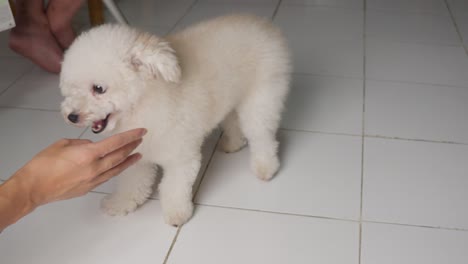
[92,114,111,134]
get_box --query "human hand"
[11,128,147,209]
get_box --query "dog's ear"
[128,33,181,83]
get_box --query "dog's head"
[60,24,180,134]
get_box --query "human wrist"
[1,172,38,216]
[0,175,37,230]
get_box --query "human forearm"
[0,175,36,231]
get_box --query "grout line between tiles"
[280,128,468,146]
[163,132,221,263]
[358,222,363,264]
[359,1,367,263]
[194,203,468,232]
[279,128,362,137]
[365,77,468,89]
[444,0,468,56]
[291,72,364,80]
[366,7,450,16]
[0,106,60,112]
[163,226,182,264]
[292,72,468,89]
[366,36,463,48]
[167,0,199,34]
[366,7,454,17]
[362,219,468,232]
[1,103,466,146]
[365,134,468,146]
[271,0,283,20]
[78,127,90,139]
[195,202,360,223]
[192,132,222,200]
[280,3,362,10]
[0,64,34,98]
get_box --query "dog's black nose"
[67,113,79,123]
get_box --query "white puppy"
[60,14,291,226]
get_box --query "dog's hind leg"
[219,111,246,153]
[100,161,157,215]
[237,77,289,181]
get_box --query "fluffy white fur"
[60,14,291,226]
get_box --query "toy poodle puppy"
[60,14,291,226]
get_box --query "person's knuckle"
[86,145,102,158]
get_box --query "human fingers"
[92,128,147,157]
[95,138,143,174]
[90,153,142,187]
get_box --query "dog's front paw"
[163,201,194,227]
[100,194,139,216]
[253,155,280,181]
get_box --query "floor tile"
[167,206,359,264]
[174,1,278,31]
[286,35,364,76]
[0,108,85,180]
[460,20,468,47]
[274,5,363,76]
[0,192,176,264]
[0,31,20,57]
[366,80,468,143]
[361,222,468,264]
[2,0,468,262]
[81,129,220,199]
[274,5,363,40]
[200,0,279,4]
[282,74,363,135]
[108,0,195,28]
[281,0,363,9]
[366,39,468,87]
[447,0,468,13]
[447,0,468,46]
[363,137,468,229]
[367,0,449,15]
[366,11,460,45]
[0,67,62,110]
[196,130,362,220]
[0,58,33,94]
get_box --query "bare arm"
[0,128,147,231]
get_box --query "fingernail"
[141,128,148,136]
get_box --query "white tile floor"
[1,0,468,263]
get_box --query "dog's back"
[166,14,291,126]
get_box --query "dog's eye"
[92,84,106,94]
